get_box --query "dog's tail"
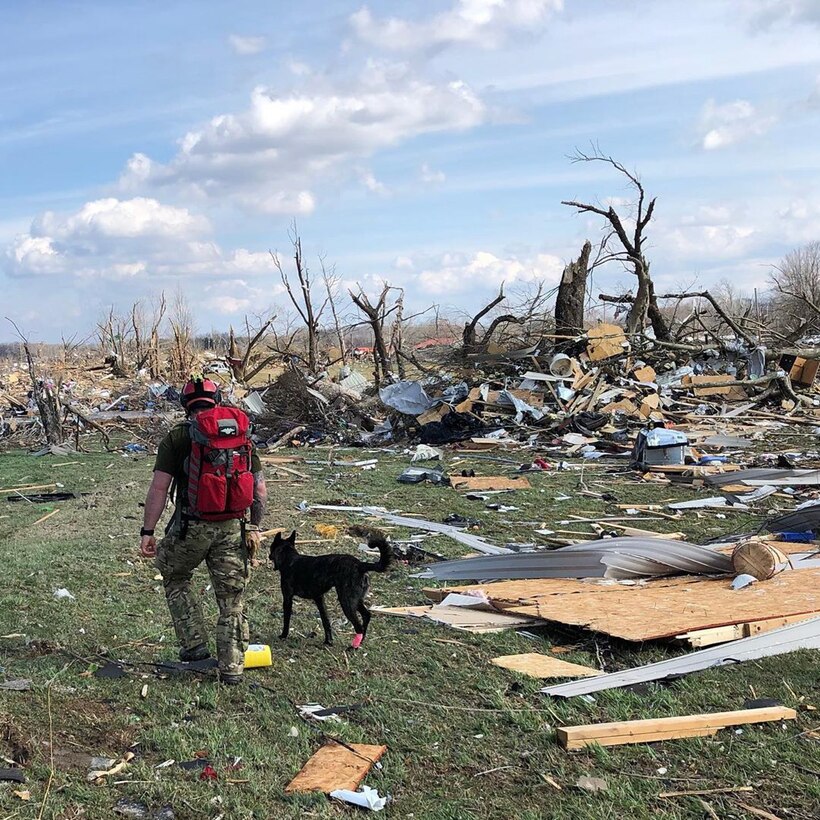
[359,532,393,573]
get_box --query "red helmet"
[180,377,221,410]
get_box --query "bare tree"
[6,318,64,445]
[168,289,196,382]
[562,147,671,341]
[227,312,277,383]
[271,225,329,373]
[97,307,131,376]
[462,283,526,358]
[349,284,402,386]
[320,256,348,365]
[130,292,167,377]
[770,241,820,337]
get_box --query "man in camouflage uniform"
[139,378,267,685]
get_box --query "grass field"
[1,442,819,819]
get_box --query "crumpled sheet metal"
[415,537,732,581]
[306,504,511,555]
[542,616,820,698]
[764,499,820,534]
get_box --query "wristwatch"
[140,528,155,537]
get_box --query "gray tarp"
[379,381,435,415]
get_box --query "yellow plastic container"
[244,644,273,669]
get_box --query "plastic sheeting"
[379,381,434,415]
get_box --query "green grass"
[1,444,819,820]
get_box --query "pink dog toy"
[351,633,364,649]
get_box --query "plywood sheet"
[285,742,387,793]
[491,653,601,679]
[424,567,820,642]
[451,476,532,491]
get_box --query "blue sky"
[2,0,820,341]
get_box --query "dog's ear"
[272,532,282,547]
[287,530,297,544]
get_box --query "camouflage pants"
[155,519,249,676]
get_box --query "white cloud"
[350,0,563,52]
[358,168,388,195]
[778,198,820,244]
[4,197,276,283]
[746,0,820,30]
[410,249,564,296]
[119,63,486,214]
[420,163,446,184]
[697,98,777,150]
[228,34,267,55]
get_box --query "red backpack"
[185,406,255,521]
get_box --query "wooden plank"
[491,653,601,679]
[678,613,819,647]
[422,567,820,642]
[451,476,531,492]
[557,707,797,750]
[258,455,305,464]
[0,483,58,494]
[32,509,59,526]
[285,741,387,793]
[565,726,718,748]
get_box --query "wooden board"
[285,742,387,793]
[586,323,628,361]
[677,612,820,647]
[557,706,796,750]
[491,653,601,679]
[424,567,820,642]
[451,476,532,492]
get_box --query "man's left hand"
[245,530,261,560]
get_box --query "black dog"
[270,530,392,647]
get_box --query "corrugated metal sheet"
[415,537,732,581]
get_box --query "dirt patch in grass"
[2,694,137,773]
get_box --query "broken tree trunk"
[17,337,64,445]
[554,241,592,342]
[350,286,393,387]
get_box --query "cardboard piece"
[781,355,820,387]
[682,374,735,396]
[417,405,450,425]
[285,742,387,794]
[587,324,629,361]
[632,365,657,383]
[491,653,601,679]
